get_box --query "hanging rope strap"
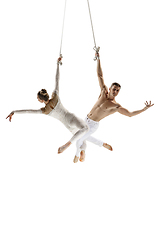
[58,0,67,65]
[87,0,100,60]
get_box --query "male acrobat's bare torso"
[87,88,120,122]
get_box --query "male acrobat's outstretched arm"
[117,101,154,117]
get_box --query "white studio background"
[0,0,160,240]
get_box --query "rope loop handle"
[93,46,100,60]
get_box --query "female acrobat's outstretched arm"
[6,109,42,122]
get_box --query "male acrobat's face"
[109,85,121,97]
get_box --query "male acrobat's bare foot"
[73,156,79,163]
[58,141,72,154]
[79,150,85,162]
[103,143,113,151]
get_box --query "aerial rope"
[59,0,67,65]
[59,0,99,62]
[87,0,100,60]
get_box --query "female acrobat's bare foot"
[58,141,72,154]
[73,156,79,163]
[103,143,113,151]
[79,150,85,162]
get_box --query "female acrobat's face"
[37,96,43,103]
[109,85,120,97]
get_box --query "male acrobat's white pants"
[75,117,103,157]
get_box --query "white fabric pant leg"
[86,136,103,147]
[79,140,87,152]
[65,113,89,144]
[75,117,103,157]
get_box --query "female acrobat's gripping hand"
[144,101,154,110]
[58,57,62,62]
[6,112,14,122]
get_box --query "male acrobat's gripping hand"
[95,52,100,59]
[6,112,14,122]
[143,101,154,111]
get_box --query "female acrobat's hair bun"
[41,89,47,94]
[38,89,49,101]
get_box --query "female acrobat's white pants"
[75,117,103,157]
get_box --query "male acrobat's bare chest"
[99,97,118,109]
[88,96,119,121]
[94,98,119,117]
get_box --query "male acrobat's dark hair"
[37,89,49,101]
[110,82,121,88]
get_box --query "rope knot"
[93,46,100,60]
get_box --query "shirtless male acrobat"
[58,53,154,163]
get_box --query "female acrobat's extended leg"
[58,115,89,154]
